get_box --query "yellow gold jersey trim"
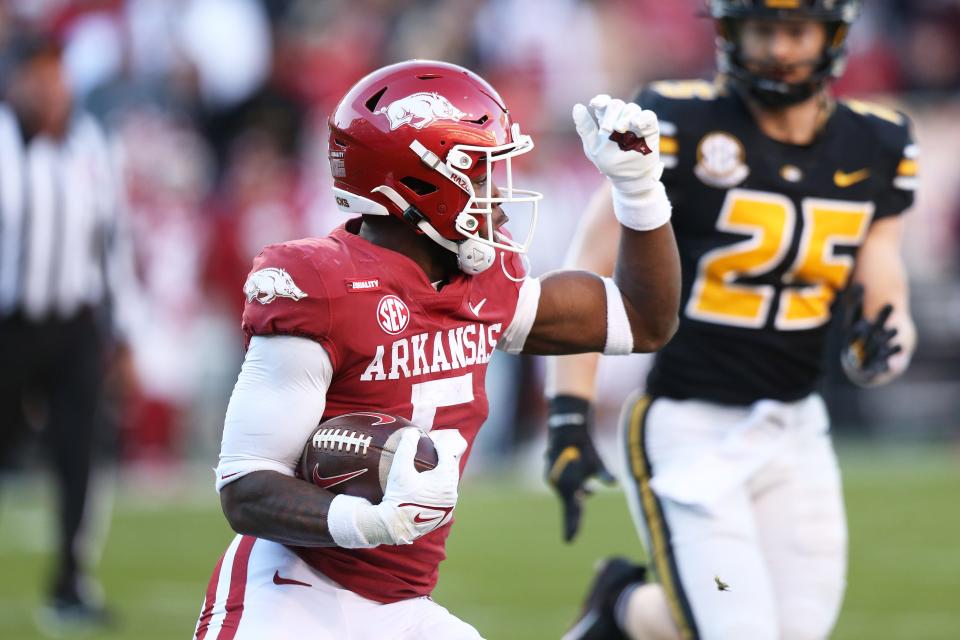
[842,99,904,125]
[897,158,918,177]
[650,80,719,101]
[660,136,679,156]
[766,0,801,8]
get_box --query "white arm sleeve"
[497,276,542,354]
[215,335,333,492]
[602,276,635,355]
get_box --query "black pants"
[0,310,106,598]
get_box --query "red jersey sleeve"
[241,241,340,367]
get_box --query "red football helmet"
[328,60,541,274]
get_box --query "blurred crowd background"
[2,0,959,476]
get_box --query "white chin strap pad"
[458,239,496,275]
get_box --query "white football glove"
[374,427,466,545]
[573,95,671,230]
[328,427,466,548]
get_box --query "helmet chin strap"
[456,238,497,275]
[371,186,495,275]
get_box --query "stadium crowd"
[1,0,957,468]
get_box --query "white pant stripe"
[205,535,243,638]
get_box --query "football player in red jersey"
[193,60,680,639]
[548,1,917,639]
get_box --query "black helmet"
[709,0,861,108]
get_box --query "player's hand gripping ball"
[299,412,439,503]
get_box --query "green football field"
[1,443,958,639]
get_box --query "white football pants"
[193,535,483,640]
[618,393,847,640]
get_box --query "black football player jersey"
[636,80,917,405]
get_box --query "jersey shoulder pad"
[642,79,723,103]
[838,99,917,190]
[839,99,914,153]
[241,238,338,352]
[840,98,909,127]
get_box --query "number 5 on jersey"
[410,374,474,430]
[687,188,873,330]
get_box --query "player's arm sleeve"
[215,335,333,492]
[497,276,542,354]
[874,117,918,219]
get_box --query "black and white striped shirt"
[0,103,137,335]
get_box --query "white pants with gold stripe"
[618,393,847,640]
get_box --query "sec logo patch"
[377,295,410,335]
[694,131,749,188]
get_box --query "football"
[298,412,438,503]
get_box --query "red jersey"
[241,218,527,602]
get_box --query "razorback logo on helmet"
[377,295,410,335]
[243,268,307,304]
[375,92,467,130]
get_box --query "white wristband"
[602,277,634,355]
[328,494,392,549]
[611,179,672,231]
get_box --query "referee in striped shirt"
[0,33,138,629]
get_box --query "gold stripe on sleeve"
[660,136,679,156]
[897,158,918,177]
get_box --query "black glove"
[545,395,615,543]
[841,283,901,386]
